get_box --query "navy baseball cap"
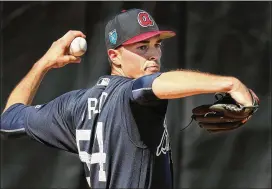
[105,9,176,50]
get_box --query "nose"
[149,56,157,61]
[148,48,161,62]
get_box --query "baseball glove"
[191,89,259,133]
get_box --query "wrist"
[228,77,240,93]
[34,57,52,73]
[216,76,236,93]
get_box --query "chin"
[145,70,159,75]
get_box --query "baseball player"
[1,9,258,189]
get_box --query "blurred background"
[0,1,271,188]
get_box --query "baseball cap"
[105,8,176,50]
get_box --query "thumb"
[61,55,82,64]
[52,56,81,68]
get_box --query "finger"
[62,55,81,63]
[248,89,260,104]
[62,30,86,39]
[56,56,81,66]
[193,115,244,123]
[52,59,81,68]
[59,30,86,48]
[192,105,215,116]
[210,104,251,119]
[241,115,252,123]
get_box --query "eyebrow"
[137,39,162,44]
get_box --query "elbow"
[0,112,11,130]
[0,111,26,138]
[0,104,26,132]
[0,117,10,135]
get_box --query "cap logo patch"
[137,12,154,27]
[109,29,117,45]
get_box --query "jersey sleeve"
[129,72,165,105]
[0,89,85,153]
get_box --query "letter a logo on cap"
[137,12,154,27]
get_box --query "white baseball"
[69,37,87,57]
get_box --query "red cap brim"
[122,30,176,45]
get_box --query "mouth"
[145,65,159,71]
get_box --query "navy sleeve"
[129,72,164,105]
[1,103,29,137]
[1,90,85,153]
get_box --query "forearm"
[152,69,236,99]
[2,31,85,114]
[3,60,49,113]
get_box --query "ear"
[108,49,121,66]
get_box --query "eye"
[137,45,148,51]
[155,43,162,48]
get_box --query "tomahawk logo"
[156,118,170,156]
[137,12,154,27]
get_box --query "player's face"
[118,36,162,78]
